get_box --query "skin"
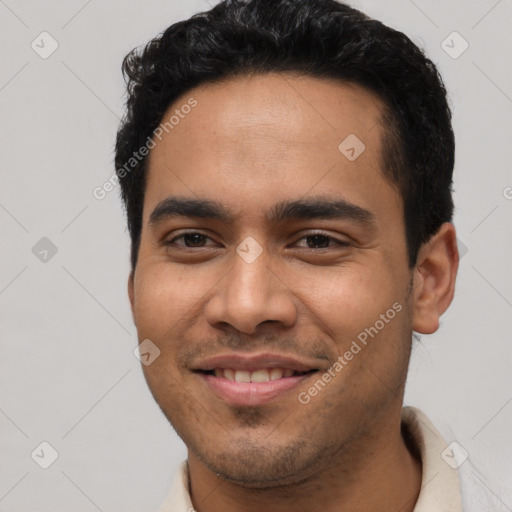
[128,73,459,512]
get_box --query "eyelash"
[165,231,350,250]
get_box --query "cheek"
[298,268,411,400]
[132,264,198,339]
[292,262,399,338]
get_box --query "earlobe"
[412,223,459,335]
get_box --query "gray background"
[0,0,511,510]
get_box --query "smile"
[196,367,318,406]
[207,367,313,382]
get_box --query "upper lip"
[192,352,320,372]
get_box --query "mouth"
[198,367,318,382]
[194,359,320,406]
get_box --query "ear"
[412,223,459,335]
[128,270,136,323]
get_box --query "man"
[115,0,477,510]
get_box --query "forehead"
[144,73,400,222]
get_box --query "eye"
[167,232,217,248]
[294,233,349,249]
[165,231,348,251]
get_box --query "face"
[129,73,418,486]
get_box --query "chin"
[190,438,326,489]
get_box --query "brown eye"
[182,233,207,247]
[167,232,214,248]
[305,234,331,249]
[293,232,350,250]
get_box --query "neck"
[187,407,422,512]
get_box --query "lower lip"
[199,372,314,406]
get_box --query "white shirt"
[156,406,466,511]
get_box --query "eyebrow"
[148,196,376,227]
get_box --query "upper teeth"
[214,368,296,382]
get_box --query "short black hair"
[115,0,455,271]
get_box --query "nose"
[204,252,297,335]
